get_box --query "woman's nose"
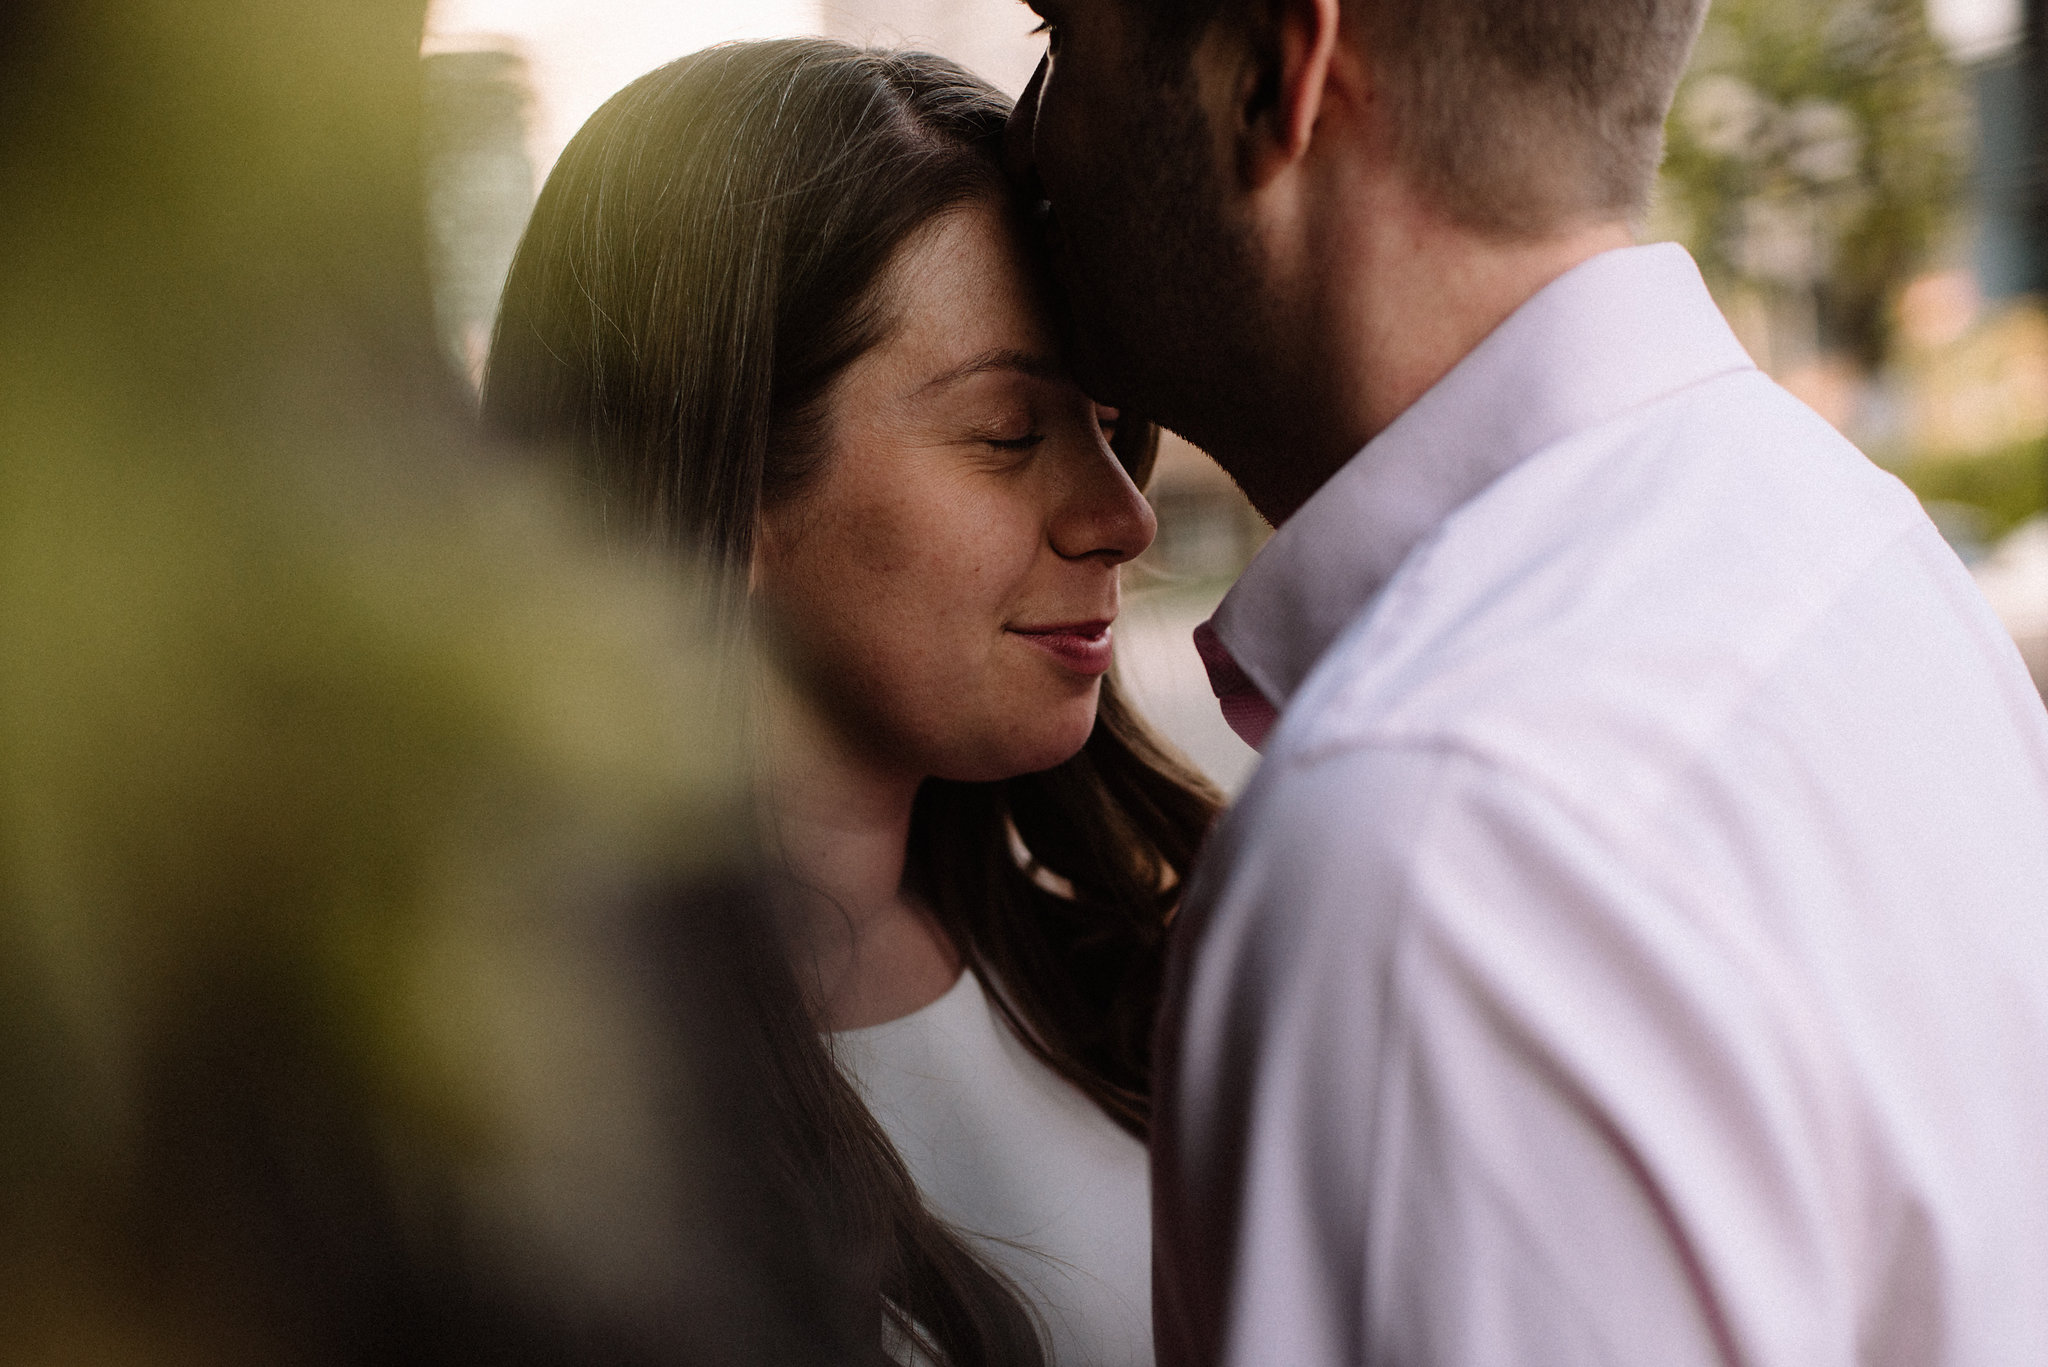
[1049,436,1158,566]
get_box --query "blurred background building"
[422,45,536,387]
[421,0,2048,790]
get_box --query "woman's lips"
[1008,619,1114,676]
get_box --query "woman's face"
[756,196,1157,784]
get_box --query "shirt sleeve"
[1152,740,1847,1367]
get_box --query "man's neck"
[1217,191,1634,526]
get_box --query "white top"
[1153,243,2048,1367]
[834,968,1154,1367]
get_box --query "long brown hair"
[485,37,1222,1361]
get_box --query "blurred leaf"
[1659,0,1969,365]
[1897,435,2048,537]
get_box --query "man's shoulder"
[1267,369,1965,826]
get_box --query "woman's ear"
[1228,0,1343,188]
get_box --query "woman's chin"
[934,711,1099,784]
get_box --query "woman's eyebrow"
[914,348,1062,395]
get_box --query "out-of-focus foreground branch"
[0,3,859,1363]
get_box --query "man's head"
[1009,0,1707,500]
[1118,0,1710,233]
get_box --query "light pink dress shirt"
[1155,244,2048,1366]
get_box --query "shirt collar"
[1207,242,1756,710]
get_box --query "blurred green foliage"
[1897,438,2048,538]
[1659,0,1969,365]
[0,1,776,1356]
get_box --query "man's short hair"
[1135,0,1709,236]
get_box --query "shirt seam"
[1361,744,1675,1367]
[1272,703,1869,1094]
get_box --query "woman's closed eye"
[965,413,1047,454]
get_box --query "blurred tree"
[1658,0,1970,367]
[0,1,873,1363]
[2031,0,2048,284]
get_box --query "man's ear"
[1228,0,1342,187]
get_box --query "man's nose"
[1003,56,1047,195]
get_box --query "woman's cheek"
[776,465,1068,771]
[832,514,996,692]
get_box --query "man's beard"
[1040,76,1284,465]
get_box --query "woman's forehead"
[866,203,1068,399]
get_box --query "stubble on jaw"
[1039,33,1308,511]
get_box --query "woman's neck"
[764,686,963,1031]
